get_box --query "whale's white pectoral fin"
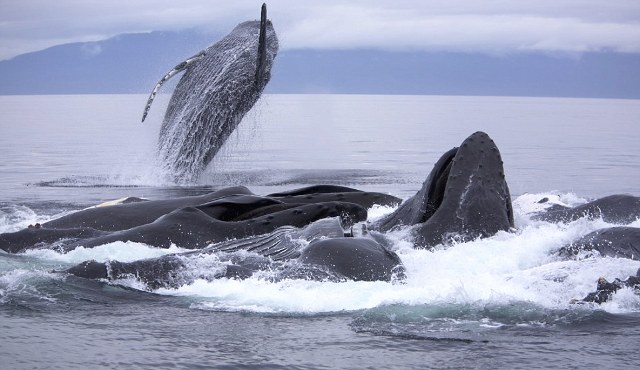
[141,50,206,122]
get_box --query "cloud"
[273,1,640,54]
[1,0,639,60]
[81,43,103,58]
[281,12,640,54]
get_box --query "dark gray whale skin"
[560,226,640,260]
[0,227,109,254]
[294,237,405,282]
[0,185,399,254]
[64,232,405,289]
[64,218,349,289]
[581,268,640,304]
[0,186,251,253]
[372,131,514,248]
[533,194,640,224]
[142,4,279,183]
[38,185,393,232]
[270,187,401,209]
[42,186,252,231]
[64,253,273,290]
[58,199,367,251]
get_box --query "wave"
[30,168,413,190]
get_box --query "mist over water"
[1,94,640,369]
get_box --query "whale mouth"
[255,3,268,84]
[419,148,458,223]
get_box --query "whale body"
[142,4,279,183]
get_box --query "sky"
[1,0,640,61]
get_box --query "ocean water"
[1,94,640,369]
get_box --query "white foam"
[512,192,586,215]
[367,204,397,222]
[168,230,639,314]
[22,242,185,264]
[3,191,640,315]
[0,268,63,304]
[174,278,404,314]
[600,286,640,313]
[0,205,46,233]
[152,194,640,314]
[104,161,178,187]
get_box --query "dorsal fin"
[141,50,206,122]
[255,3,268,84]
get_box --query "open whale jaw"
[372,131,514,248]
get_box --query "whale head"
[372,131,514,248]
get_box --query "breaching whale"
[371,131,514,248]
[142,4,279,183]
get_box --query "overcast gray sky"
[1,0,639,60]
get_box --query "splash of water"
[2,192,639,316]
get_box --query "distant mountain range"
[1,29,638,98]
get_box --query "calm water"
[1,94,640,369]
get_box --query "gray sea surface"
[1,94,640,369]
